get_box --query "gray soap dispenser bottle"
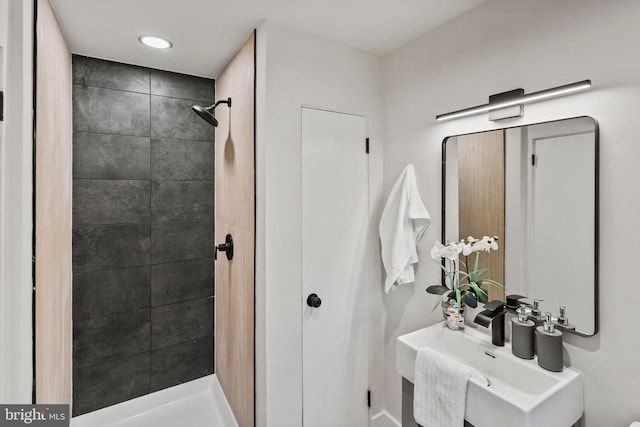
[535,312,563,372]
[511,305,535,359]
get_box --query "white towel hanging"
[414,346,480,427]
[379,164,430,294]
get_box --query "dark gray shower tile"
[72,55,150,93]
[150,69,213,102]
[73,266,150,321]
[150,220,213,264]
[73,85,150,136]
[72,224,150,273]
[73,132,150,180]
[150,138,214,181]
[151,297,213,349]
[151,96,214,141]
[73,309,150,367]
[73,352,150,416]
[73,180,151,226]
[150,336,213,392]
[151,259,213,307]
[151,181,213,222]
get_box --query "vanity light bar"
[436,79,592,122]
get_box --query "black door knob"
[215,234,234,260]
[307,293,322,308]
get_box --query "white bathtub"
[71,375,238,427]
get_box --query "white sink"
[397,322,584,427]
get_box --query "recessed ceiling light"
[138,36,172,49]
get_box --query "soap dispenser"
[554,305,576,330]
[531,299,545,321]
[535,312,563,372]
[511,305,535,359]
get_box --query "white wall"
[381,0,640,425]
[0,0,33,403]
[255,20,387,426]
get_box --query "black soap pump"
[535,312,564,372]
[511,304,535,359]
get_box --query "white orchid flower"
[430,241,445,260]
[489,236,499,251]
[440,242,461,260]
[460,241,474,256]
[475,235,499,252]
[431,241,461,261]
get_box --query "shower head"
[192,105,218,126]
[191,97,232,127]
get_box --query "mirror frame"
[441,116,599,336]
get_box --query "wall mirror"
[442,116,598,336]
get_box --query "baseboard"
[371,410,401,427]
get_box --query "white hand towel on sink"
[413,346,477,427]
[379,164,430,294]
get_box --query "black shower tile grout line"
[72,129,152,139]
[73,293,214,323]
[150,294,214,310]
[149,135,214,143]
[150,92,216,104]
[73,305,151,324]
[73,178,214,183]
[72,218,214,228]
[148,256,215,268]
[150,333,215,353]
[72,128,214,144]
[73,177,153,182]
[72,82,214,105]
[72,349,151,371]
[72,221,152,228]
[72,256,214,277]
[86,83,215,103]
[72,130,152,139]
[72,83,151,97]
[76,297,215,323]
[73,334,214,371]
[148,90,152,390]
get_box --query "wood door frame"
[34,0,73,405]
[214,30,256,427]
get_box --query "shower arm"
[213,97,232,109]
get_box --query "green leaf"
[461,292,478,308]
[458,271,473,281]
[468,282,488,298]
[430,290,452,312]
[467,268,488,282]
[478,292,489,303]
[480,279,503,288]
[426,285,450,295]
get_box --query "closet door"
[301,107,369,427]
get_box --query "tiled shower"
[71,56,216,415]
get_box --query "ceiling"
[49,0,485,78]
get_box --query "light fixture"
[138,35,173,50]
[436,79,591,122]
